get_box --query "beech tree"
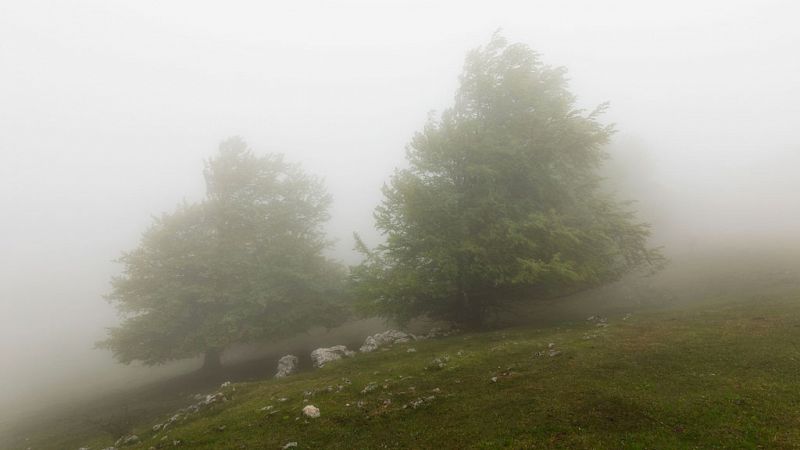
[351,35,663,329]
[100,138,346,371]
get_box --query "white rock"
[310,345,354,368]
[275,354,299,378]
[115,434,139,446]
[283,443,298,449]
[302,404,320,418]
[359,330,415,353]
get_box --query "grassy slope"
[70,293,800,450]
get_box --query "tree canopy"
[99,138,346,370]
[351,35,662,329]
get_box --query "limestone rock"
[359,329,415,353]
[310,345,354,368]
[302,404,320,418]
[275,354,299,378]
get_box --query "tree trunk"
[201,348,223,373]
[459,290,485,330]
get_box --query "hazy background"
[1,0,799,429]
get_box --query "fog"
[2,0,799,435]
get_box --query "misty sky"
[1,0,799,422]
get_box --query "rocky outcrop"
[310,345,355,368]
[359,330,415,353]
[274,354,299,378]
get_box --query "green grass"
[68,294,800,449]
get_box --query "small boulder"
[275,354,299,378]
[310,345,354,368]
[302,404,320,418]
[359,330,415,353]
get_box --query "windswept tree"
[100,138,346,371]
[352,35,662,329]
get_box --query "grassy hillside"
[63,292,800,449]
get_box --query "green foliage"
[352,34,663,328]
[99,138,347,366]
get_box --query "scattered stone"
[547,342,555,349]
[361,382,379,394]
[302,405,320,418]
[407,348,416,353]
[426,355,449,371]
[404,395,436,409]
[203,392,226,405]
[310,345,355,368]
[148,390,229,435]
[360,329,415,352]
[490,376,498,383]
[623,313,633,320]
[275,355,299,378]
[406,398,424,409]
[278,397,289,402]
[220,381,232,389]
[431,387,441,393]
[115,434,139,447]
[548,350,562,357]
[260,405,274,411]
[283,443,298,449]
